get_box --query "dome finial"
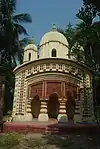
[52,24,57,31]
[29,36,35,44]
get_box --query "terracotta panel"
[30,83,43,98]
[46,82,61,97]
[65,83,77,99]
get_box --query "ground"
[0,133,100,149]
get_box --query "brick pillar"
[57,98,68,122]
[24,97,33,121]
[38,82,49,121]
[74,87,81,123]
[38,98,48,121]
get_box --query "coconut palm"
[0,0,32,67]
[0,0,32,114]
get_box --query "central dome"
[40,24,68,46]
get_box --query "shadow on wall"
[47,93,59,118]
[66,91,76,121]
[31,95,41,118]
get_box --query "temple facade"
[12,25,94,123]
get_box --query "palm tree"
[0,0,32,114]
[0,0,32,67]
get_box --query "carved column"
[12,73,22,121]
[24,97,33,121]
[83,74,94,122]
[38,98,48,121]
[38,82,49,121]
[79,74,94,122]
[57,98,68,122]
[74,87,81,123]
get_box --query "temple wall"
[12,59,94,123]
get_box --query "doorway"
[31,95,41,118]
[47,93,59,118]
[66,91,76,120]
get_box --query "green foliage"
[59,2,100,73]
[83,0,100,13]
[58,23,86,62]
[0,133,100,149]
[7,110,12,117]
[0,133,21,149]
[58,23,76,50]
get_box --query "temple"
[12,25,94,123]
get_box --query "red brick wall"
[30,83,43,98]
[65,83,77,99]
[29,81,78,99]
[46,82,61,98]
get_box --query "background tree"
[83,0,100,13]
[59,0,100,119]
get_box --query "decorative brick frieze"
[23,62,84,81]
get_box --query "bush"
[0,133,21,149]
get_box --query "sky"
[17,0,83,45]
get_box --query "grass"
[0,133,100,149]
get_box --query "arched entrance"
[47,93,59,118]
[31,95,40,118]
[66,91,76,120]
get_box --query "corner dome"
[24,39,37,51]
[40,24,68,46]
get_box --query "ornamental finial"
[52,24,57,31]
[29,36,35,44]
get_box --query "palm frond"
[14,23,28,35]
[9,0,17,13]
[13,13,32,24]
[19,37,30,47]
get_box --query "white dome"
[24,44,37,51]
[23,42,38,63]
[40,26,68,46]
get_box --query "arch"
[31,95,40,118]
[29,52,31,61]
[51,49,57,57]
[47,93,59,118]
[66,91,76,120]
[72,90,77,99]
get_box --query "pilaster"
[12,73,22,121]
[74,87,81,123]
[24,97,33,121]
[80,74,94,122]
[38,98,49,121]
[57,98,68,122]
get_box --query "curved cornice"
[13,58,93,75]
